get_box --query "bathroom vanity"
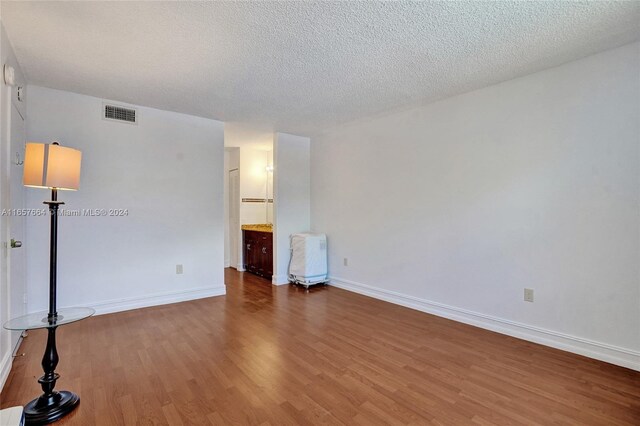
[242,224,273,280]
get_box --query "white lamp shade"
[23,142,82,191]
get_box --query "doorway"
[223,124,274,281]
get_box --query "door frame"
[228,168,241,270]
[8,101,26,350]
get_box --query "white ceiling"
[2,1,638,136]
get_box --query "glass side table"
[3,307,95,425]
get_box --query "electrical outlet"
[176,264,183,274]
[524,288,534,302]
[343,258,348,266]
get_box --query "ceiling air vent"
[103,103,137,124]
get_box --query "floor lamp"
[22,141,82,423]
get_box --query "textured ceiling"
[1,1,639,136]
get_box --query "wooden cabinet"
[243,230,273,280]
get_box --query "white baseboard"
[88,285,226,316]
[329,276,640,371]
[236,263,245,272]
[272,274,290,286]
[0,351,12,393]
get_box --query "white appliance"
[289,233,328,288]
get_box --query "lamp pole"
[47,188,61,320]
[23,189,80,425]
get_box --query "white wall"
[223,149,230,267]
[273,132,310,284]
[25,86,225,315]
[0,20,27,391]
[239,147,272,225]
[267,149,274,224]
[311,42,640,369]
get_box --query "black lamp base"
[23,390,79,425]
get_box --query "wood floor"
[2,269,639,425]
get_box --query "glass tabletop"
[3,307,95,330]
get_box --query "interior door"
[8,102,26,350]
[229,169,239,269]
